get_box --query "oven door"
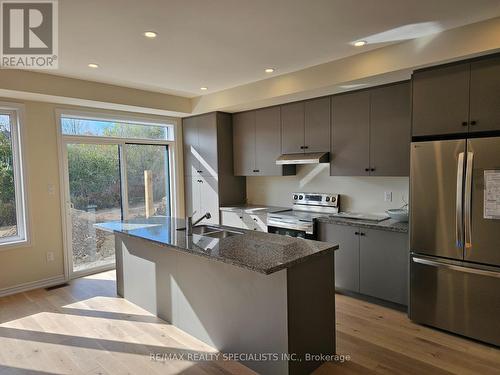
[267,225,315,239]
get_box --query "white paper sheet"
[484,170,500,219]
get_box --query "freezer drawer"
[410,255,500,346]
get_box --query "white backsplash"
[246,164,409,213]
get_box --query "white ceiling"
[56,0,500,97]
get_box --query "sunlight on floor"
[0,271,254,375]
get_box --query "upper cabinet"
[330,82,411,177]
[331,91,370,176]
[183,114,218,177]
[281,97,330,154]
[370,82,411,176]
[469,56,500,133]
[412,55,500,136]
[233,107,296,176]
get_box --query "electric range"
[267,192,339,239]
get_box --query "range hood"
[276,152,330,165]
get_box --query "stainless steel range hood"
[276,152,330,165]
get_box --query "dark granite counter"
[316,216,408,233]
[96,217,338,275]
[220,205,289,214]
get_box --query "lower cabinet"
[185,176,219,224]
[221,211,267,232]
[318,222,408,305]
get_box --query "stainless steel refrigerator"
[410,137,500,346]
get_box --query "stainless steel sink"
[191,225,243,239]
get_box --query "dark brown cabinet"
[370,82,411,176]
[469,56,500,133]
[318,222,409,306]
[331,91,370,176]
[233,107,296,176]
[183,112,246,224]
[281,97,330,154]
[412,55,500,136]
[331,82,411,176]
[412,63,470,137]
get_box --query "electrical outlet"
[384,192,393,202]
[47,184,55,196]
[46,252,54,262]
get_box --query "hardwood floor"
[315,293,500,375]
[0,271,498,375]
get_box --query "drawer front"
[221,211,245,229]
[410,255,500,346]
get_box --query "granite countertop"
[96,217,338,275]
[316,216,408,233]
[220,205,289,214]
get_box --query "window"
[0,109,27,246]
[61,116,174,141]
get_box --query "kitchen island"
[97,217,338,375]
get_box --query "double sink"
[189,225,244,239]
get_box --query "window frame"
[0,103,29,249]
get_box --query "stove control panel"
[292,192,339,208]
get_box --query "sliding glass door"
[60,113,175,278]
[66,143,122,273]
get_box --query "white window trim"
[0,102,30,250]
[55,108,183,280]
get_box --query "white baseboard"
[0,275,67,298]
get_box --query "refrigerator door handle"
[412,257,500,278]
[456,152,465,248]
[465,151,474,250]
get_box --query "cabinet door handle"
[354,231,359,235]
[303,146,309,149]
[253,169,260,173]
[360,232,366,236]
[470,120,477,126]
[197,170,203,173]
[461,121,468,126]
[370,168,375,172]
[364,168,369,172]
[300,146,304,149]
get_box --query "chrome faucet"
[186,211,211,235]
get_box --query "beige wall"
[0,98,183,292]
[0,100,65,290]
[247,164,408,213]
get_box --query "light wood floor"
[0,272,499,375]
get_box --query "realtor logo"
[1,0,58,69]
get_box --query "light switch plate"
[384,191,393,202]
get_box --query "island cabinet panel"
[370,82,411,176]
[304,96,331,153]
[318,222,360,292]
[359,229,408,305]
[469,56,500,133]
[281,101,305,154]
[412,63,470,137]
[233,111,255,176]
[331,91,370,176]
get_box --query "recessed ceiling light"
[354,40,367,47]
[200,87,208,91]
[265,68,275,73]
[88,63,99,68]
[144,31,158,38]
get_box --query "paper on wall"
[484,170,500,219]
